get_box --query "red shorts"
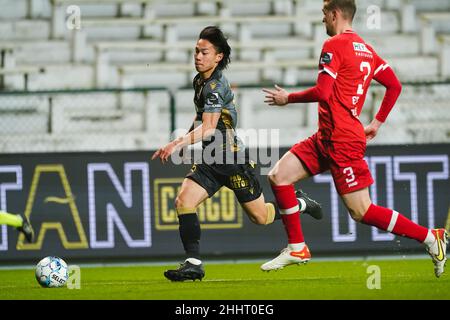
[290,133,374,195]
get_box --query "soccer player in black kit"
[152,26,322,281]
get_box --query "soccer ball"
[35,256,69,288]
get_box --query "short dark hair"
[324,0,357,21]
[198,26,231,70]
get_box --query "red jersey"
[317,30,388,143]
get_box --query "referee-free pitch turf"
[0,259,449,300]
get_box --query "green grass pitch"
[0,259,449,300]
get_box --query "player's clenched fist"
[364,119,382,141]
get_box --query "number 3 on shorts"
[343,167,358,188]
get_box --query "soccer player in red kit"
[262,0,448,277]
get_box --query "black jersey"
[192,68,245,163]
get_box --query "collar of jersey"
[197,68,222,84]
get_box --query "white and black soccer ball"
[35,256,69,288]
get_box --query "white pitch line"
[0,254,429,270]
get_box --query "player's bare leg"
[164,178,209,282]
[341,188,448,277]
[261,152,316,271]
[269,151,311,186]
[176,177,209,208]
[240,194,277,225]
[339,188,372,222]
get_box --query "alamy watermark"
[67,265,81,289]
[168,127,280,175]
[66,5,81,30]
[366,5,381,30]
[366,265,381,290]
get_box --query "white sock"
[288,242,305,251]
[186,257,202,265]
[423,230,436,247]
[298,198,307,213]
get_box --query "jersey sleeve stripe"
[374,64,390,76]
[319,67,337,79]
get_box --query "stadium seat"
[364,34,419,56]
[2,40,71,64]
[0,0,28,19]
[420,12,450,54]
[439,35,450,80]
[0,0,448,150]
[0,66,46,91]
[0,19,50,41]
[408,0,450,11]
[388,56,439,82]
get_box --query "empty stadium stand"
[0,0,449,151]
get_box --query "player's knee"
[174,196,181,209]
[347,207,364,222]
[244,209,266,225]
[250,215,265,225]
[268,171,283,186]
[254,213,268,225]
[175,195,189,210]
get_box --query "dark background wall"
[0,144,448,263]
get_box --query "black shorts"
[186,161,263,203]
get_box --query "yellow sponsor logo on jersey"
[229,174,249,189]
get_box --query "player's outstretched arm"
[151,113,220,164]
[151,139,181,164]
[263,72,335,107]
[263,84,289,106]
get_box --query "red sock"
[362,204,428,242]
[271,184,304,244]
